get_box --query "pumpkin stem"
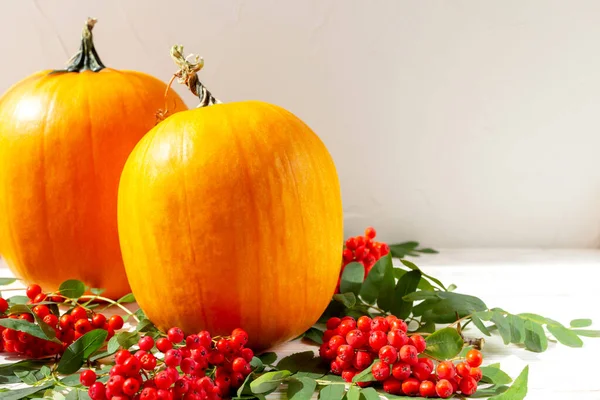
[54,17,106,73]
[169,45,221,107]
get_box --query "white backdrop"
[2,0,600,248]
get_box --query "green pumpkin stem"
[54,17,106,73]
[169,45,221,107]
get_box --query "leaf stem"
[78,295,140,322]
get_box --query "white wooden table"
[2,249,600,399]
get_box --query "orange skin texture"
[118,100,343,350]
[0,68,188,299]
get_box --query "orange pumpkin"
[0,19,187,299]
[117,46,343,350]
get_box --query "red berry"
[337,318,357,336]
[92,314,107,328]
[167,327,184,343]
[59,314,74,330]
[368,330,388,352]
[419,380,436,397]
[401,377,420,396]
[352,351,372,370]
[382,378,403,395]
[411,360,432,381]
[328,335,346,351]
[80,369,97,386]
[115,349,131,365]
[466,349,483,368]
[357,316,372,332]
[165,349,183,367]
[18,331,33,344]
[336,344,355,361]
[157,389,172,400]
[364,227,376,239]
[345,237,358,250]
[106,375,125,395]
[141,387,158,400]
[330,360,343,375]
[346,330,368,349]
[436,379,454,398]
[341,369,358,383]
[138,336,155,351]
[391,362,411,380]
[108,315,124,331]
[326,317,341,330]
[437,361,456,380]
[140,353,157,370]
[232,357,248,373]
[0,297,8,313]
[75,319,92,335]
[88,382,106,400]
[399,345,418,365]
[419,357,434,371]
[156,337,173,353]
[342,249,354,262]
[197,330,212,348]
[370,317,390,332]
[19,313,34,323]
[372,361,391,381]
[173,379,190,397]
[180,357,196,375]
[335,356,353,371]
[122,377,141,396]
[387,330,409,348]
[390,319,408,332]
[33,305,50,318]
[232,328,249,345]
[379,345,398,364]
[322,329,336,343]
[215,375,231,395]
[122,355,142,376]
[408,335,426,353]
[70,307,87,321]
[208,349,225,365]
[241,347,254,362]
[456,362,471,377]
[460,376,478,396]
[469,367,482,382]
[26,284,42,300]
[319,343,337,360]
[155,371,173,389]
[354,246,367,261]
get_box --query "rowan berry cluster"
[82,327,254,400]
[337,227,390,292]
[320,315,483,398]
[0,283,121,357]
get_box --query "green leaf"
[471,314,491,336]
[250,370,291,394]
[0,382,53,400]
[447,284,457,292]
[507,314,526,344]
[90,288,105,295]
[258,352,277,365]
[333,293,356,308]
[302,328,324,345]
[524,320,548,352]
[517,313,547,325]
[418,248,438,254]
[14,369,43,385]
[347,385,360,400]
[59,279,86,298]
[287,377,317,400]
[340,262,364,295]
[57,329,108,374]
[572,329,600,337]
[570,319,592,328]
[416,319,436,334]
[390,270,421,319]
[400,259,446,291]
[359,388,380,400]
[424,327,464,359]
[40,365,51,378]
[66,389,92,400]
[318,384,345,400]
[135,319,157,333]
[0,278,17,285]
[376,255,396,311]
[0,317,59,343]
[8,304,59,341]
[389,242,419,259]
[117,293,136,304]
[0,359,47,384]
[470,386,510,398]
[7,295,29,305]
[352,362,375,383]
[116,330,140,350]
[480,365,513,385]
[546,324,583,348]
[489,365,529,400]
[360,256,390,304]
[321,374,346,383]
[402,292,439,301]
[413,291,487,323]
[250,356,264,371]
[276,351,316,374]
[491,312,511,345]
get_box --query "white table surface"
[1,249,600,399]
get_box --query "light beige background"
[2,0,600,248]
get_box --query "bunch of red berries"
[0,283,122,357]
[82,327,254,400]
[337,227,390,293]
[319,315,483,398]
